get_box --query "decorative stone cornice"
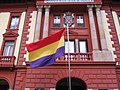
[95,5,101,11]
[87,4,101,11]
[95,4,101,8]
[87,5,94,11]
[44,5,51,9]
[36,5,43,12]
[87,5,94,8]
[36,5,43,9]
[3,31,19,37]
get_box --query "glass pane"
[53,16,60,27]
[79,41,87,53]
[54,16,60,23]
[10,16,19,29]
[53,24,60,27]
[3,42,14,56]
[77,15,84,27]
[65,41,75,53]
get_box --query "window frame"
[2,41,15,56]
[65,39,89,53]
[0,32,18,56]
[65,40,76,53]
[7,13,21,31]
[53,15,61,27]
[76,15,84,28]
[9,16,19,29]
[78,40,88,53]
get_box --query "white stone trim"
[101,10,116,61]
[14,12,26,65]
[25,88,30,90]
[50,88,56,90]
[24,11,37,61]
[0,12,10,54]
[112,11,120,46]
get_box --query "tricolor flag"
[26,29,65,68]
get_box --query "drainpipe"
[12,1,28,90]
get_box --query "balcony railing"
[44,0,94,2]
[57,52,92,61]
[0,56,15,67]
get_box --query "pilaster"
[43,5,51,38]
[34,5,43,42]
[95,5,108,50]
[87,5,99,51]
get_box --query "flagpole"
[66,23,71,90]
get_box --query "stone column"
[34,6,43,42]
[95,5,108,50]
[75,39,79,53]
[43,5,51,38]
[75,39,80,60]
[87,5,99,50]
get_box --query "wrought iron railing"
[0,56,15,67]
[57,52,92,61]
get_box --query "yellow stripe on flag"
[29,36,64,62]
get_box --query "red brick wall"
[0,70,15,89]
[102,2,120,65]
[24,64,118,90]
[116,66,120,89]
[14,67,26,90]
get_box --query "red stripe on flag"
[26,29,65,52]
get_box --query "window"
[65,41,75,53]
[9,16,19,29]
[77,15,84,27]
[65,40,88,53]
[2,41,14,56]
[79,40,87,53]
[53,15,60,27]
[53,14,86,28]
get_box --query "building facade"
[0,0,120,90]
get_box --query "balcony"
[0,56,15,68]
[57,52,93,62]
[44,0,94,3]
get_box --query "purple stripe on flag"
[29,46,65,68]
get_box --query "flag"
[26,29,65,68]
